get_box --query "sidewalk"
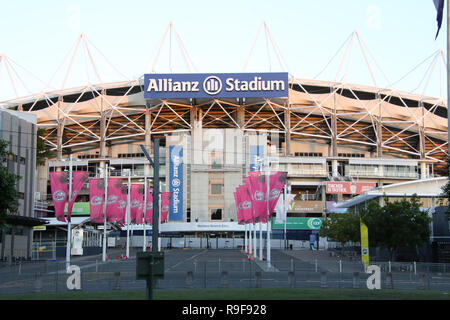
[281,249,361,273]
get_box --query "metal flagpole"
[266,158,271,266]
[143,177,147,252]
[447,0,450,146]
[158,181,162,251]
[248,223,252,256]
[126,170,131,258]
[284,184,287,249]
[259,162,263,260]
[244,223,247,254]
[102,164,109,262]
[253,221,257,260]
[65,154,73,270]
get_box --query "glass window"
[210,183,223,195]
[210,208,223,221]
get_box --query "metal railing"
[1,257,449,295]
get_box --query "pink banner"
[144,188,153,224]
[326,181,376,194]
[245,172,267,222]
[161,192,171,223]
[106,178,127,224]
[130,184,144,224]
[234,190,244,224]
[89,178,105,224]
[67,171,89,221]
[49,171,69,222]
[238,184,255,223]
[268,171,287,215]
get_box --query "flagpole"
[143,176,147,252]
[158,181,162,252]
[253,221,257,260]
[284,183,287,250]
[65,154,73,270]
[447,0,450,145]
[244,223,247,254]
[126,170,131,258]
[266,157,271,267]
[102,164,109,262]
[259,161,263,260]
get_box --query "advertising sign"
[249,145,264,172]
[169,145,183,220]
[360,221,370,268]
[71,229,83,256]
[272,217,323,230]
[326,181,376,194]
[144,72,289,99]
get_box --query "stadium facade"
[1,71,448,247]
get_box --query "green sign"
[64,202,90,216]
[272,217,322,230]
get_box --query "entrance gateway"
[143,72,290,240]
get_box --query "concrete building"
[0,108,45,260]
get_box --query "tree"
[319,212,360,254]
[361,195,431,261]
[36,128,54,166]
[0,139,21,227]
[438,157,450,215]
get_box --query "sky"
[0,0,447,102]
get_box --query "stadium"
[0,28,448,253]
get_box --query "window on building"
[210,208,223,221]
[210,183,223,195]
[209,153,223,169]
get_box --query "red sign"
[326,182,376,194]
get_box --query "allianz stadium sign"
[144,72,289,99]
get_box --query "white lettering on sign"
[147,77,285,94]
[66,265,81,290]
[225,77,285,92]
[147,78,200,92]
[366,265,381,289]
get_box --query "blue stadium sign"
[144,72,289,99]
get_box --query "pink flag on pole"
[238,184,255,223]
[49,171,69,222]
[89,178,105,224]
[268,171,287,215]
[130,184,144,224]
[234,191,244,225]
[245,172,267,222]
[106,178,127,224]
[67,171,89,221]
[144,188,153,224]
[161,192,171,223]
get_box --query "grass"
[1,288,449,300]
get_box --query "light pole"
[66,154,73,270]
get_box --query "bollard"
[353,272,360,289]
[320,271,328,288]
[420,273,430,290]
[386,272,394,289]
[255,271,262,288]
[34,272,42,293]
[220,271,228,288]
[288,271,295,288]
[112,272,121,290]
[186,271,194,289]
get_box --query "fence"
[1,257,450,295]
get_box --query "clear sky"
[0,0,447,102]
